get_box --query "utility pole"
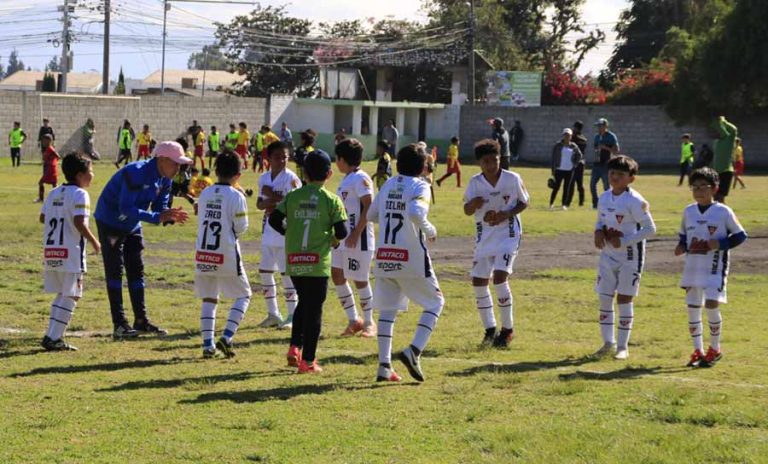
[102,0,110,94]
[59,0,72,93]
[160,0,169,95]
[468,0,476,106]
[201,48,208,98]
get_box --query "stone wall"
[0,92,267,161]
[459,105,767,168]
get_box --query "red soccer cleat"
[287,345,302,367]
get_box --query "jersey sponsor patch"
[376,248,409,261]
[45,248,69,259]
[196,251,224,264]
[288,253,320,264]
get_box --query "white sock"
[599,294,615,344]
[46,295,65,338]
[411,305,443,353]
[261,273,280,317]
[49,296,76,340]
[282,276,297,318]
[201,301,217,348]
[223,297,250,342]
[358,284,374,324]
[687,306,703,351]
[377,310,397,365]
[617,302,634,350]
[336,283,359,322]
[707,307,722,351]
[494,282,513,330]
[474,286,496,329]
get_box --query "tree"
[215,5,317,97]
[45,56,60,72]
[42,72,57,92]
[6,49,25,76]
[187,45,230,71]
[114,67,126,95]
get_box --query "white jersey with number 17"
[41,184,91,273]
[368,175,435,278]
[195,183,249,277]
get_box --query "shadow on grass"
[558,365,689,382]
[0,348,48,359]
[447,355,597,377]
[10,357,194,377]
[321,353,378,365]
[95,370,293,392]
[152,336,292,352]
[179,382,403,404]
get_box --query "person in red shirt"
[37,134,60,203]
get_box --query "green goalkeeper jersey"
[276,183,347,277]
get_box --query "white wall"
[292,102,334,133]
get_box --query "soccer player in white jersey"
[332,139,377,338]
[194,151,252,358]
[40,153,100,351]
[463,139,529,348]
[593,155,656,360]
[367,144,445,382]
[675,168,747,368]
[256,141,302,329]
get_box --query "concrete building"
[140,69,244,93]
[0,71,102,94]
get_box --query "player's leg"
[296,276,328,373]
[700,290,724,367]
[684,288,705,366]
[374,278,406,381]
[200,292,219,357]
[216,273,253,358]
[37,178,45,203]
[287,275,306,367]
[593,256,618,356]
[332,251,361,335]
[589,167,600,208]
[560,170,573,208]
[279,274,297,329]
[472,257,496,345]
[355,279,375,337]
[44,272,82,351]
[492,262,514,348]
[614,263,641,359]
[258,246,283,327]
[348,251,375,335]
[399,275,445,382]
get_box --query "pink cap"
[154,141,193,164]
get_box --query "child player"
[268,150,348,373]
[256,141,302,329]
[371,140,392,191]
[593,155,656,360]
[137,125,152,160]
[194,126,207,170]
[194,151,252,358]
[37,134,60,203]
[207,126,220,168]
[235,122,250,169]
[463,139,529,347]
[367,144,445,382]
[675,167,747,367]
[40,153,100,351]
[436,136,461,188]
[332,139,377,338]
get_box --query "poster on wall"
[485,71,542,107]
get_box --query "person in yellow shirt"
[236,122,250,170]
[194,127,207,170]
[260,125,280,172]
[137,124,152,160]
[189,167,214,197]
[732,137,746,189]
[436,137,462,188]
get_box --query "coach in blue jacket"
[94,141,191,338]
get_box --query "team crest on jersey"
[708,226,718,235]
[503,195,510,203]
[615,214,624,224]
[341,191,348,200]
[363,179,371,188]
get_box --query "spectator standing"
[549,128,583,210]
[566,120,588,207]
[381,120,399,155]
[712,116,737,202]
[510,120,524,162]
[490,118,511,169]
[590,118,619,209]
[678,134,695,186]
[38,118,55,154]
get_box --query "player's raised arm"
[620,199,656,247]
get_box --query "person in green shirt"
[207,125,221,168]
[8,121,27,167]
[678,133,695,186]
[225,123,239,151]
[711,116,737,202]
[269,150,348,374]
[115,120,134,169]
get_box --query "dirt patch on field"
[149,231,768,279]
[430,231,768,278]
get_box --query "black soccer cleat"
[133,319,168,336]
[42,336,78,351]
[113,322,139,340]
[398,346,425,382]
[216,337,236,358]
[492,328,514,348]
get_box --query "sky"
[0,0,630,81]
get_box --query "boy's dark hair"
[267,140,287,156]
[377,140,390,151]
[396,144,427,177]
[301,129,316,146]
[43,118,49,123]
[215,151,241,179]
[175,137,189,151]
[607,154,639,176]
[474,139,500,160]
[229,123,236,130]
[211,126,216,131]
[682,133,691,139]
[305,150,332,181]
[62,152,91,183]
[13,121,20,126]
[450,136,459,144]
[190,167,199,174]
[202,168,210,176]
[335,138,364,166]
[239,122,247,129]
[689,167,719,187]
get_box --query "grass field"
[1,159,767,463]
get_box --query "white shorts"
[194,273,252,299]
[260,245,285,273]
[595,254,642,297]
[471,253,517,279]
[44,271,83,298]
[685,287,727,306]
[331,248,374,282]
[373,275,444,312]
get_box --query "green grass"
[1,160,767,463]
